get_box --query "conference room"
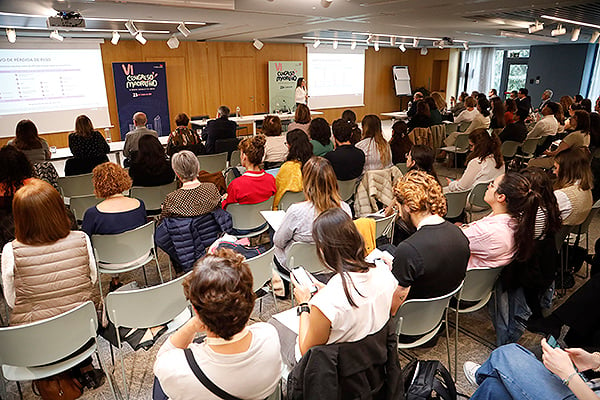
[1,0,600,399]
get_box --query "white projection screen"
[0,39,111,136]
[307,46,365,109]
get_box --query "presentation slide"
[0,44,111,136]
[307,47,365,109]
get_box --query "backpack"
[402,360,456,400]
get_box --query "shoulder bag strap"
[183,348,243,400]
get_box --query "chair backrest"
[454,133,470,152]
[191,115,209,121]
[430,124,446,150]
[501,141,521,158]
[460,268,502,303]
[408,127,432,147]
[395,163,408,175]
[394,283,463,337]
[0,301,97,367]
[468,181,491,210]
[337,178,359,202]
[57,173,94,197]
[278,190,305,211]
[520,138,539,156]
[458,121,471,132]
[445,122,459,135]
[374,214,395,240]
[246,247,276,292]
[92,221,155,265]
[288,242,325,274]
[69,194,102,222]
[444,189,470,219]
[227,197,274,231]
[575,199,600,234]
[555,225,575,252]
[105,273,190,329]
[197,152,228,173]
[230,150,241,167]
[130,181,178,212]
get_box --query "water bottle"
[236,106,240,117]
[104,128,111,143]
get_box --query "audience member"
[560,96,574,123]
[516,88,532,115]
[444,97,478,147]
[590,112,600,154]
[424,96,443,125]
[574,94,584,104]
[553,147,593,226]
[7,120,51,163]
[308,117,333,156]
[596,97,600,113]
[463,96,491,135]
[273,129,313,210]
[203,106,237,154]
[504,98,517,124]
[538,89,553,111]
[124,112,158,163]
[407,101,431,131]
[295,77,308,106]
[128,134,175,187]
[273,156,352,273]
[406,145,438,181]
[356,115,393,171]
[222,135,276,209]
[0,146,33,211]
[499,110,528,143]
[161,151,221,218]
[262,115,288,169]
[488,89,498,99]
[389,120,413,164]
[581,98,592,113]
[461,172,539,270]
[451,92,469,116]
[154,249,282,400]
[390,171,469,307]
[527,102,559,140]
[407,92,424,118]
[66,115,110,175]
[341,109,362,145]
[509,90,518,100]
[288,104,311,134]
[324,119,365,181]
[489,97,506,130]
[166,113,205,156]
[446,129,504,193]
[431,92,448,113]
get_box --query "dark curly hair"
[308,117,331,146]
[0,145,34,199]
[183,249,255,340]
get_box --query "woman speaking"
[295,77,308,107]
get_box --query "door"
[499,51,529,97]
[220,57,256,116]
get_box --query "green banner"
[268,61,303,113]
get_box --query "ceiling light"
[591,31,600,43]
[253,39,264,50]
[125,20,137,35]
[399,43,406,52]
[5,28,15,43]
[366,34,373,44]
[332,40,338,49]
[374,41,379,51]
[463,42,469,50]
[413,38,419,47]
[551,24,566,36]
[321,0,333,7]
[541,15,600,30]
[499,30,559,42]
[420,47,428,56]
[49,29,63,41]
[571,27,581,41]
[135,32,146,44]
[111,31,120,45]
[177,22,190,37]
[313,39,321,48]
[528,21,544,33]
[390,37,396,46]
[351,40,356,50]
[167,35,179,49]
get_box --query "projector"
[47,11,86,28]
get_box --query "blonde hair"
[394,170,447,217]
[302,156,341,213]
[361,115,391,167]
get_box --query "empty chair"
[227,196,274,238]
[277,190,305,211]
[69,194,102,223]
[444,189,470,220]
[57,172,94,198]
[337,178,359,203]
[91,221,163,296]
[130,181,177,215]
[515,138,540,162]
[105,273,191,399]
[501,140,521,160]
[466,181,492,222]
[438,134,469,168]
[196,152,228,173]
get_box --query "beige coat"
[354,166,403,217]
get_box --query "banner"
[112,61,170,140]
[268,61,303,113]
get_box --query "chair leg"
[99,274,104,299]
[17,381,23,400]
[444,307,451,377]
[142,265,148,287]
[115,326,129,400]
[154,251,164,284]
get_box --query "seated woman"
[288,104,311,135]
[0,146,34,212]
[356,114,393,171]
[553,146,594,226]
[461,172,538,270]
[273,129,313,210]
[262,115,288,169]
[406,144,439,181]
[504,98,516,124]
[67,115,110,176]
[166,113,204,157]
[463,96,492,136]
[222,134,276,209]
[274,156,352,274]
[424,96,443,125]
[129,134,175,187]
[407,101,432,132]
[161,150,221,218]
[308,117,333,156]
[341,109,362,145]
[7,119,51,164]
[490,97,506,130]
[291,207,398,359]
[446,129,505,193]
[389,120,412,164]
[154,249,282,400]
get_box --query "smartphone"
[291,267,318,294]
[547,334,560,349]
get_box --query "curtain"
[458,48,496,95]
[587,45,600,105]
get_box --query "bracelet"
[593,352,600,373]
[562,371,579,386]
[298,302,309,307]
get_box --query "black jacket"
[287,319,403,400]
[203,117,237,154]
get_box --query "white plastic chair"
[501,140,521,159]
[444,189,469,220]
[229,150,241,167]
[439,133,469,168]
[197,152,228,173]
[227,197,274,238]
[571,200,600,278]
[130,181,177,215]
[57,172,94,198]
[105,273,191,399]
[373,213,396,241]
[466,181,492,222]
[0,302,116,399]
[246,247,278,312]
[69,194,101,223]
[515,138,540,162]
[278,191,305,211]
[288,242,327,306]
[337,178,359,203]
[91,221,163,297]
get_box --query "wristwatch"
[297,303,310,316]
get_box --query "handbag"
[184,348,243,400]
[32,371,83,400]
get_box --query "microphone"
[282,99,289,113]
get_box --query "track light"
[313,39,321,48]
[111,31,120,45]
[366,34,373,44]
[167,35,179,49]
[420,47,428,56]
[592,31,600,43]
[351,40,356,50]
[390,37,396,46]
[374,42,379,51]
[125,20,137,35]
[399,43,406,52]
[49,30,63,41]
[253,39,264,50]
[135,32,146,44]
[6,28,15,43]
[332,40,338,49]
[571,27,581,41]
[528,21,544,33]
[413,38,419,47]
[551,24,566,36]
[321,0,333,8]
[177,22,190,37]
[463,42,469,50]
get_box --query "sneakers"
[463,361,480,386]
